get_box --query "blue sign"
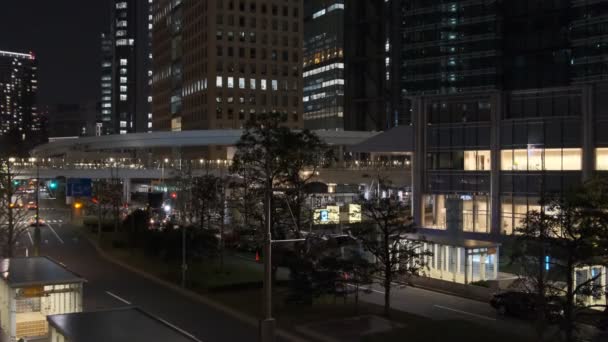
[320,210,329,222]
[66,178,92,197]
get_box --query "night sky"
[0,0,111,105]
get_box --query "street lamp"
[29,157,41,257]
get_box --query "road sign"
[66,178,92,197]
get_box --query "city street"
[18,200,260,342]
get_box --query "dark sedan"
[490,291,563,321]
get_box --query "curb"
[84,235,310,342]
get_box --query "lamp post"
[260,185,306,342]
[29,158,41,257]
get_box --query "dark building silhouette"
[99,0,153,135]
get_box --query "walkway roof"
[348,125,414,153]
[0,257,85,287]
[32,130,380,157]
[47,307,201,342]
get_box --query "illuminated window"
[464,151,491,171]
[424,194,489,233]
[462,195,490,233]
[596,148,608,170]
[501,148,581,171]
[227,77,234,88]
[238,77,245,89]
[216,76,223,87]
[501,196,541,235]
[250,79,256,90]
[423,194,446,230]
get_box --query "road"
[18,200,261,342]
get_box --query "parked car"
[490,291,563,321]
[27,201,37,210]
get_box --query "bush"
[470,280,490,288]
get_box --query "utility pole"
[180,160,188,288]
[261,176,275,342]
[96,181,102,241]
[181,223,187,287]
[33,158,41,257]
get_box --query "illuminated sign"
[314,206,340,225]
[348,204,361,223]
[19,286,44,298]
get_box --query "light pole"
[260,177,274,342]
[30,158,41,257]
[260,185,306,342]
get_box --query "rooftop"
[349,125,414,153]
[0,49,34,60]
[0,257,85,287]
[47,307,202,342]
[406,234,500,249]
[32,129,380,157]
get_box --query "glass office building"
[303,0,344,130]
[399,1,608,242]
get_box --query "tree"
[0,158,30,257]
[93,179,123,235]
[350,178,431,318]
[230,112,330,276]
[514,178,608,342]
[510,195,565,341]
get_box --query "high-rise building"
[98,32,114,136]
[342,0,406,131]
[302,0,344,130]
[151,0,304,138]
[0,49,38,152]
[99,0,153,135]
[400,1,608,242]
[48,103,97,138]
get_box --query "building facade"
[342,0,407,131]
[405,1,608,242]
[48,103,97,138]
[0,49,38,153]
[98,32,114,136]
[99,0,153,135]
[151,0,304,137]
[302,0,344,130]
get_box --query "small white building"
[406,234,500,284]
[0,257,85,341]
